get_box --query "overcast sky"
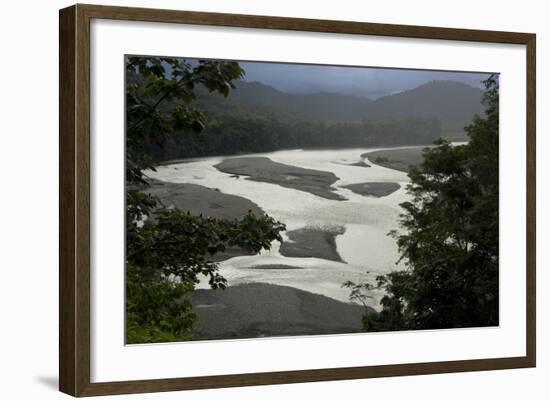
[238,61,492,99]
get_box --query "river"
[147,147,416,310]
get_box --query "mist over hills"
[230,81,375,122]
[369,81,485,133]
[238,61,489,98]
[136,74,488,161]
[198,79,484,135]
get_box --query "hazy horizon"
[238,60,492,99]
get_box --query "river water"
[148,147,416,309]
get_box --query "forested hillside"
[204,81,375,122]
[146,116,442,161]
[369,81,485,133]
[198,79,484,132]
[132,73,483,162]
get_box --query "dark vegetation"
[125,57,285,343]
[143,180,269,262]
[345,75,499,331]
[125,55,494,341]
[133,78,485,162]
[146,114,442,161]
[201,80,484,132]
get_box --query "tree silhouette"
[125,57,285,343]
[348,75,499,331]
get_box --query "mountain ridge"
[197,79,484,134]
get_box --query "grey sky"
[238,61,492,99]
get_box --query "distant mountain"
[367,81,485,133]
[230,81,374,122]
[198,80,484,136]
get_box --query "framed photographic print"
[59,4,536,397]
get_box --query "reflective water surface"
[148,147,418,309]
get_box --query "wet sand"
[342,182,400,198]
[190,283,367,340]
[214,157,346,200]
[143,179,348,264]
[142,151,409,339]
[143,179,265,261]
[363,147,426,173]
[144,179,264,219]
[280,226,345,262]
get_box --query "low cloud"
[239,61,492,98]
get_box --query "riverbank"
[214,156,346,200]
[144,179,345,263]
[145,147,410,316]
[155,144,433,167]
[144,179,264,219]
[363,147,427,173]
[143,179,266,261]
[190,283,367,340]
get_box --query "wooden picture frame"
[59,3,536,397]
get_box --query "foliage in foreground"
[126,192,285,343]
[346,75,499,331]
[125,57,285,343]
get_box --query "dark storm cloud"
[238,61,492,99]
